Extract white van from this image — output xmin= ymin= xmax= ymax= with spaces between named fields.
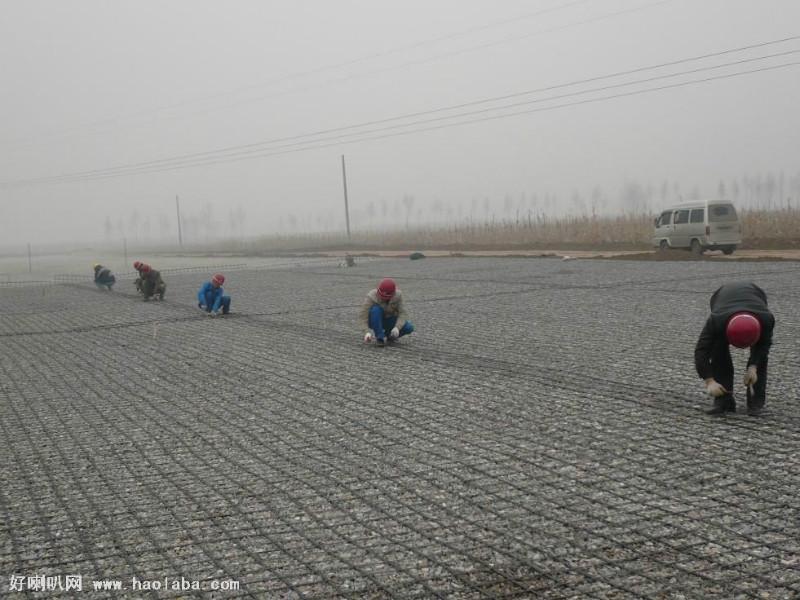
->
xmin=652 ymin=200 xmax=741 ymax=255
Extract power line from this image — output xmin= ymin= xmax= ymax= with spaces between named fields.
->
xmin=2 ymin=0 xmax=679 ymax=153
xmin=48 ymin=39 xmax=800 ymax=177
xmin=0 ymin=0 xmax=598 ymax=149
xmin=3 ymin=36 xmax=797 ymax=187
xmin=211 ymin=0 xmax=677 ymax=121
xmin=22 ymin=51 xmax=800 ymax=183
xmin=4 ymin=59 xmax=796 ymax=187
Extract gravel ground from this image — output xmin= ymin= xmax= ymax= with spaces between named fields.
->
xmin=1 ymin=257 xmax=799 ymax=599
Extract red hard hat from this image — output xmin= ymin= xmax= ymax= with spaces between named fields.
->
xmin=726 ymin=313 xmax=761 ymax=348
xmin=377 ymin=278 xmax=396 ymax=300
xmin=211 ymin=273 xmax=225 ymax=286
xmin=133 ymin=261 xmax=142 ymax=269
xmin=140 ymin=263 xmax=152 ymax=274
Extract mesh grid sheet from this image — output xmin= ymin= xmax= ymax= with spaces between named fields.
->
xmin=1 ymin=258 xmax=799 ymax=599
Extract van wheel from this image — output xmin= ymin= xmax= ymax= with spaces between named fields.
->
xmin=690 ymin=239 xmax=704 ymax=255
xmin=659 ymin=240 xmax=668 ymax=252
xmin=722 ymin=245 xmax=736 ymax=255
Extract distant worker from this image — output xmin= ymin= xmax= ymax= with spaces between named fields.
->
xmin=138 ymin=263 xmax=166 ymax=301
xmin=197 ymin=273 xmax=231 ymax=317
xmin=133 ymin=260 xmax=145 ymax=293
xmin=695 ymin=282 xmax=775 ymax=415
xmin=361 ymin=278 xmax=414 ymax=347
xmin=93 ymin=263 xmax=116 ymax=290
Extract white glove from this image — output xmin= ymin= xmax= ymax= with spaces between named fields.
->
xmin=705 ymin=379 xmax=728 ymax=398
xmin=390 ymin=326 xmax=400 ymax=339
xmin=743 ymin=365 xmax=758 ymax=386
xmin=198 ymin=303 xmax=207 ymax=311
xmin=208 ymin=310 xmax=219 ymax=318
xmin=363 ymin=331 xmax=374 ymax=343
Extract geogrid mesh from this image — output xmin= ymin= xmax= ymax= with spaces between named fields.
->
xmin=1 ymin=258 xmax=799 ymax=599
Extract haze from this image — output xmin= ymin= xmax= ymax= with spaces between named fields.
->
xmin=1 ymin=0 xmax=799 ymax=248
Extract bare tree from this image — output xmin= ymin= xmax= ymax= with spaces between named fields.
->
xmin=571 ymin=190 xmax=586 ymax=217
xmin=621 ymin=182 xmax=647 ymax=214
xmin=199 ymin=203 xmax=214 ymax=241
xmin=591 ymin=186 xmax=604 ymax=219
xmin=129 ymin=210 xmax=141 ymax=241
xmin=158 ymin=213 xmax=171 ymax=238
xmin=402 ymin=194 xmax=415 ymax=229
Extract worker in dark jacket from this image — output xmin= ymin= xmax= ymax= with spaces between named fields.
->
xmin=138 ymin=263 xmax=166 ymax=301
xmin=93 ymin=263 xmax=116 ymax=290
xmin=197 ymin=273 xmax=231 ymax=316
xmin=694 ymin=282 xmax=775 ymax=415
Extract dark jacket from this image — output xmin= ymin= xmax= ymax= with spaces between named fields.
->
xmin=93 ymin=265 xmax=115 ymax=285
xmin=694 ymin=282 xmax=775 ymax=379
xmin=141 ymin=269 xmax=165 ymax=296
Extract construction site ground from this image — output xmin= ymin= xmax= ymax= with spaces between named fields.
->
xmin=1 ymin=257 xmax=799 ymax=599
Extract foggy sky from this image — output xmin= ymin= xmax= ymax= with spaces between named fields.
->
xmin=1 ymin=0 xmax=799 ymax=247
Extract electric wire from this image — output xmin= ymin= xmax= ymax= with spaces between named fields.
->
xmin=13 ymin=34 xmax=797 ymax=185
xmin=3 ymin=55 xmax=797 ymax=187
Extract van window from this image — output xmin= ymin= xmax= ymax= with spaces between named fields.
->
xmin=690 ymin=209 xmax=704 ymax=223
xmin=709 ymin=204 xmax=738 ymax=222
xmin=674 ymin=210 xmax=690 ymax=224
xmin=658 ymin=211 xmax=672 ymax=226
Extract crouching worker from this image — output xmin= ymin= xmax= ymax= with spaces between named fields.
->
xmin=197 ymin=273 xmax=231 ymax=317
xmin=133 ymin=260 xmax=145 ymax=293
xmin=360 ymin=278 xmax=414 ymax=347
xmin=139 ymin=264 xmax=166 ymax=301
xmin=93 ymin=263 xmax=116 ymax=290
xmin=695 ymin=282 xmax=775 ymax=416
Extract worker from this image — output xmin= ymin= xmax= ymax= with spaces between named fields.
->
xmin=695 ymin=282 xmax=775 ymax=415
xmin=138 ymin=263 xmax=166 ymax=301
xmin=133 ymin=260 xmax=145 ymax=293
xmin=197 ymin=273 xmax=231 ymax=316
xmin=93 ymin=264 xmax=116 ymax=290
xmin=360 ymin=277 xmax=414 ymax=347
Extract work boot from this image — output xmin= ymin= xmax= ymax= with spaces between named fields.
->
xmin=747 ymin=399 xmax=765 ymax=416
xmin=375 ymin=338 xmax=386 ymax=348
xmin=706 ymin=395 xmax=736 ymax=415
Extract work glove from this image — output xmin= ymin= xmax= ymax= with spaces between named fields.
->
xmin=363 ymin=331 xmax=374 ymax=344
xmin=208 ymin=310 xmax=219 ymax=318
xmin=390 ymin=326 xmax=400 ymax=339
xmin=743 ymin=365 xmax=758 ymax=386
xmin=705 ymin=379 xmax=728 ymax=398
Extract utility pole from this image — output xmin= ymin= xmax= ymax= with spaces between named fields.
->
xmin=175 ymin=195 xmax=183 ymax=247
xmin=341 ymin=155 xmax=351 ymax=239
xmin=123 ymin=237 xmax=128 ymax=268
xmin=27 ymin=243 xmax=32 ymax=274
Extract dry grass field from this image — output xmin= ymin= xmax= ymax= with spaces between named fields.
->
xmin=231 ymin=208 xmax=800 ymax=253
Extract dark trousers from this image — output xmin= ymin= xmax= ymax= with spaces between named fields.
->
xmin=710 ymin=339 xmax=768 ymax=407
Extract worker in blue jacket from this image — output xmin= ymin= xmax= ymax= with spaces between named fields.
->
xmin=197 ymin=273 xmax=231 ymax=316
